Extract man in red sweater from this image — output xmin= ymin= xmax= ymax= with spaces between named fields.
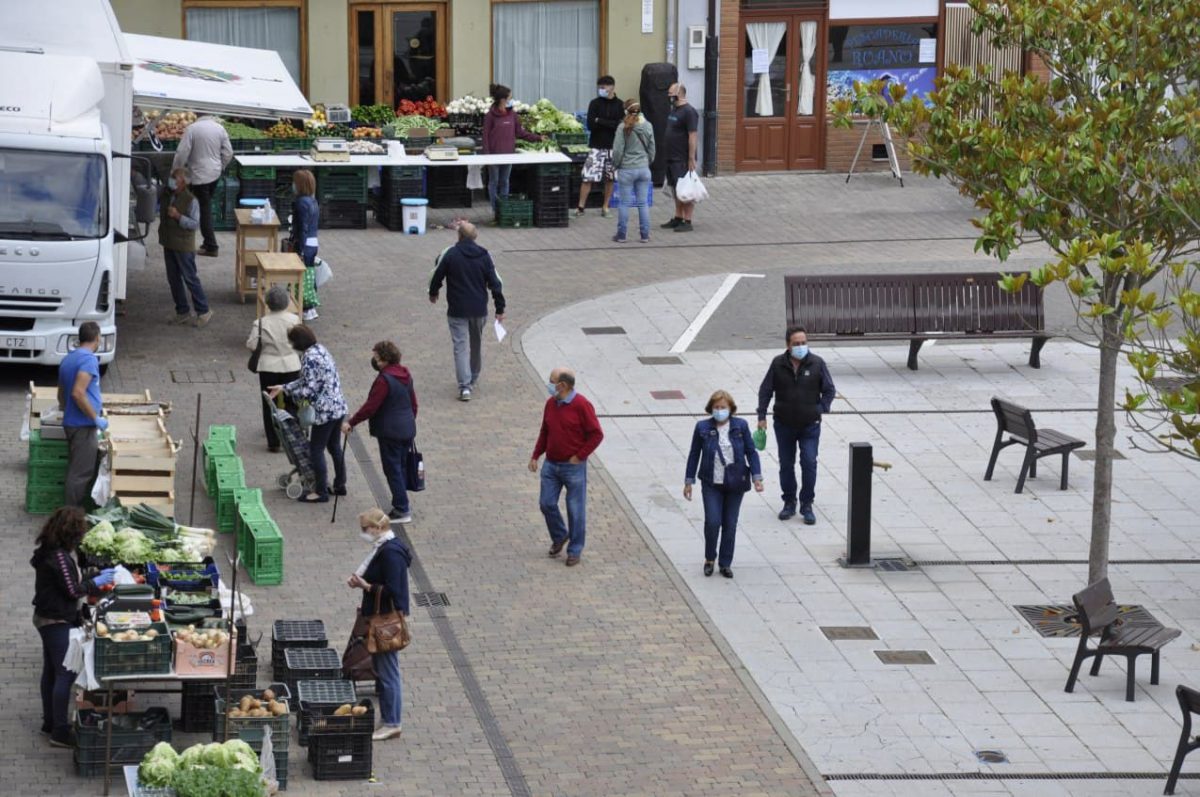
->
xmin=528 ymin=367 xmax=604 ymax=566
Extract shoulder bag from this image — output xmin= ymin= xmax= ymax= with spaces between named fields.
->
xmin=714 ymin=427 xmax=751 ymax=493
xmin=246 ymin=319 xmax=264 ymax=373
xmin=365 ymin=585 xmax=411 ymax=654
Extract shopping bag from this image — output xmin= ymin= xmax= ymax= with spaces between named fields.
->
xmin=314 ymin=257 xmax=333 ymax=288
xmin=297 ymin=401 xmax=316 ymax=429
xmin=90 ymin=445 xmax=112 ymax=506
xmin=675 ymin=170 xmax=708 ymax=204
xmin=752 ymin=427 xmax=767 ymax=452
xmin=342 ymin=610 xmax=377 ymax=681
xmin=466 ymin=165 xmax=484 ymax=190
xmin=405 ymin=445 xmax=426 ymax=492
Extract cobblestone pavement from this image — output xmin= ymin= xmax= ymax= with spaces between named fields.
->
xmin=0 ymin=172 xmax=1081 ymax=796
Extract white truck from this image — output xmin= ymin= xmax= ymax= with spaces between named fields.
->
xmin=0 ymin=0 xmax=310 ymax=366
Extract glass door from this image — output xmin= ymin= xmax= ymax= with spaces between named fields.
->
xmin=350 ymin=3 xmax=447 ymax=108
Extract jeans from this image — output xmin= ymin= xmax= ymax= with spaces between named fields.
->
xmin=258 ymin=371 xmax=299 ymax=449
xmin=378 ymin=437 xmax=411 ymax=514
xmin=447 ymin=316 xmax=485 ymax=390
xmin=64 ymin=425 xmax=99 ymax=507
xmin=308 ymin=417 xmax=346 ymax=497
xmin=38 ymin=622 xmax=76 ymax=740
xmin=372 ymin=649 xmax=403 ymax=726
xmin=616 ymin=167 xmax=652 ymax=240
xmin=540 ymin=460 xmax=588 ymax=557
xmin=701 ymin=483 xmax=745 ymax=567
xmin=487 ymin=164 xmax=512 ymax=212
xmin=191 ymin=180 xmax=218 ymax=251
xmin=164 ymin=248 xmax=210 ymax=315
xmin=775 ymin=419 xmax=822 ymax=507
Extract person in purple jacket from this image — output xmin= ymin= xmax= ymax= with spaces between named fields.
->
xmin=481 ymin=83 xmax=544 ymax=213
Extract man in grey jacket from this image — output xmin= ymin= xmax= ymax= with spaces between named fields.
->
xmin=172 ymin=116 xmax=233 ymax=257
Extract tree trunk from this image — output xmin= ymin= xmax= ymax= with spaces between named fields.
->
xmin=1088 ymin=313 xmax=1121 ymax=585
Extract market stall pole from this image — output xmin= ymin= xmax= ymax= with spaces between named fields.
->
xmin=254 ymin=252 xmax=305 ymax=317
xmin=234 ymin=208 xmax=281 ymax=304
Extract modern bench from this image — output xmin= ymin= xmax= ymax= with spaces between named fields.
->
xmin=984 ymin=397 xmax=1086 ymax=493
xmin=785 ymin=272 xmax=1048 ymax=370
xmin=1064 ymin=577 xmax=1180 ymax=702
xmin=1166 ymin=685 xmax=1200 ymax=795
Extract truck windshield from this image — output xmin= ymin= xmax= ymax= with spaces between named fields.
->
xmin=0 ymin=149 xmax=108 ymax=240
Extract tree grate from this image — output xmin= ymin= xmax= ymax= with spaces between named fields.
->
xmin=650 ymin=390 xmax=686 ymax=400
xmin=824 ymin=772 xmax=1199 ymax=781
xmin=1015 ymin=603 xmax=1161 ymax=638
xmin=875 ymin=557 xmax=915 ymax=572
xmin=638 ymin=355 xmax=684 ymax=365
xmin=414 ymin=592 xmax=450 ymax=607
xmin=171 ymin=369 xmax=235 ymax=384
xmin=581 ymin=326 xmax=626 ymax=335
xmin=875 ymin=650 xmax=935 ymax=665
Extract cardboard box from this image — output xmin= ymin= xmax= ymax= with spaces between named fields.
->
xmin=173 ymin=627 xmax=238 ymax=677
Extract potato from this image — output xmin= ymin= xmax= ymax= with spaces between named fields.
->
xmin=95 ymin=622 xmax=108 ymax=637
xmin=262 ymin=689 xmax=275 ymax=701
xmin=333 ymin=704 xmax=353 ymax=716
xmin=251 ymin=708 xmax=269 ymax=717
xmin=270 ymin=702 xmax=287 ymax=716
xmin=144 ymin=629 xmax=158 ymax=639
xmin=249 ymin=698 xmax=262 ymax=710
xmin=239 ymin=695 xmax=253 ymax=712
xmin=351 ymin=706 xmax=367 ymax=716
xmin=229 ymin=708 xmax=244 ymax=718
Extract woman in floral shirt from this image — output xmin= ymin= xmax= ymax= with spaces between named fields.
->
xmin=268 ymin=324 xmax=348 ymax=502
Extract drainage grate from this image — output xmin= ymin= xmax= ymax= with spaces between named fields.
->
xmin=974 ymin=750 xmax=1008 ymax=764
xmin=875 ymin=558 xmax=915 ymax=572
xmin=875 ymin=650 xmax=935 ymax=665
xmin=1015 ymin=604 xmax=1160 ymax=638
xmin=414 ymin=592 xmax=451 ymax=607
xmin=1074 ymin=449 xmax=1125 ymax=460
xmin=171 ymin=369 xmax=235 ymax=384
xmin=638 ymin=355 xmax=684 ymax=365
xmin=821 ymin=626 xmax=878 ymax=641
xmin=581 ymin=326 xmax=626 ymax=335
xmin=824 ymin=772 xmax=1200 ymax=781
xmin=650 ymin=390 xmax=686 ymax=400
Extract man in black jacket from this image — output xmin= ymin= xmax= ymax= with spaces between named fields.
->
xmin=756 ymin=327 xmax=837 ymax=524
xmin=576 ymin=75 xmax=624 ymax=216
xmin=429 ymin=222 xmax=506 ymax=402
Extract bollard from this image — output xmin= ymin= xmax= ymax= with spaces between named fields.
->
xmin=842 ymin=442 xmax=874 ymax=567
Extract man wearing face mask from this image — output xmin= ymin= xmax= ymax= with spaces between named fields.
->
xmin=159 ymin=167 xmax=213 ymax=327
xmin=576 ymin=76 xmax=623 ymax=216
xmin=662 ymin=83 xmax=700 ymax=232
xmin=756 ymin=327 xmax=837 ymax=524
xmin=528 ymin=368 xmax=604 ymax=567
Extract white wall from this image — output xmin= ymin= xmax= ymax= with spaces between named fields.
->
xmin=829 ymin=0 xmax=938 ymax=19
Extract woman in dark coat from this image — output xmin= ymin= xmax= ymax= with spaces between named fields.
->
xmin=684 ymin=390 xmax=764 ymax=578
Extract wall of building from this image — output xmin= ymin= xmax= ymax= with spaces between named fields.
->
xmin=307 ymin=1 xmax=347 ymax=104
xmin=111 ymin=0 xmax=181 ymax=37
xmin=606 ymin=0 xmax=668 ymax=102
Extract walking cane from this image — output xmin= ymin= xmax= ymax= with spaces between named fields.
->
xmin=331 ymin=428 xmax=350 ymax=524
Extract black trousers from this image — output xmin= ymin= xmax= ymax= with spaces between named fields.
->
xmin=191 ymin=180 xmax=218 ymax=251
xmin=258 ymin=370 xmax=299 ymax=449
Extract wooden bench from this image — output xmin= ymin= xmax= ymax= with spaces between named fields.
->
xmin=1064 ymin=578 xmax=1180 ymax=702
xmin=785 ymin=272 xmax=1049 ymax=370
xmin=1166 ymin=685 xmax=1200 ymax=795
xmin=984 ymin=397 xmax=1085 ymax=493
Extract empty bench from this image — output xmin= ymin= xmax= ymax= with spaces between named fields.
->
xmin=1064 ymin=578 xmax=1180 ymax=702
xmin=1166 ymin=685 xmax=1200 ymax=795
xmin=984 ymin=397 xmax=1085 ymax=493
xmin=785 ymin=272 xmax=1049 ymax=370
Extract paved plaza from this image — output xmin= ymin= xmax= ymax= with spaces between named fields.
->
xmin=0 ymin=172 xmax=1196 ymax=795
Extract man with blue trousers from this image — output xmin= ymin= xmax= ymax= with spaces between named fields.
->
xmin=756 ymin=326 xmax=837 ymax=525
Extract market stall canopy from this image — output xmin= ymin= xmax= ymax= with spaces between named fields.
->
xmin=126 ymin=34 xmax=312 ymax=121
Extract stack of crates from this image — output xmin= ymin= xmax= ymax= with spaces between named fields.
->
xmin=306 ymin=699 xmax=374 ymax=781
xmin=213 ymin=458 xmax=246 ymax=534
xmin=238 ymin=725 xmax=291 ymax=790
xmin=296 ymin=679 xmax=356 ymax=746
xmin=238 ymin=164 xmax=277 ymax=211
xmin=245 ymin=517 xmax=283 ymax=585
xmin=496 ymin=194 xmax=534 ymax=228
xmin=180 ymin=622 xmax=258 ymax=733
xmin=272 ymin=621 xmax=327 ymax=684
xmin=213 ymin=682 xmax=292 ymax=788
xmin=279 ymin=647 xmax=341 ymax=698
xmin=317 ymin=168 xmax=368 ymax=229
xmin=27 ymin=429 xmax=68 ymax=514
xmin=274 ymin=168 xmax=296 ymax=231
xmin=202 ymin=438 xmax=236 ymax=499
xmin=211 ymin=173 xmax=241 ymax=231
xmin=233 ymin=487 xmax=268 ymax=558
xmin=428 ymin=165 xmax=471 ymax=208
xmin=533 ymin=163 xmax=572 ymax=228
xmin=376 ymin=166 xmax=426 ymax=230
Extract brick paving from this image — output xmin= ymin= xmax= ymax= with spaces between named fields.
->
xmin=0 ymin=172 xmax=993 ymax=795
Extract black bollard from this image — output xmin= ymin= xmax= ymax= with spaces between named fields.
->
xmin=843 ymin=442 xmax=874 ymax=567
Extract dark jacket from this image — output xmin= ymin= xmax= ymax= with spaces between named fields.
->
xmin=158 ymin=186 xmax=199 ymax=252
xmin=289 ymin=195 xmax=320 ymax=251
xmin=685 ymin=417 xmax=763 ymax=486
xmin=31 ymin=546 xmax=97 ymax=624
xmin=586 ymin=95 xmax=625 ymax=150
xmin=482 ymin=107 xmax=540 ymax=154
xmin=361 ymin=538 xmax=412 ymax=616
xmin=347 ymin=364 xmax=417 ymax=441
xmin=428 ymin=240 xmax=506 ymax=318
xmin=756 ymin=351 xmax=837 ymax=429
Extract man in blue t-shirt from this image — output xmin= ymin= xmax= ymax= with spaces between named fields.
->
xmin=57 ymin=322 xmax=107 ymax=506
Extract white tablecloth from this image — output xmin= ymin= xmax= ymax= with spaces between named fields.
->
xmin=235 ymin=151 xmax=570 ymax=168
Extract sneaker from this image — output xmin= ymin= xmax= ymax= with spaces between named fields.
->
xmin=673 ymin=220 xmax=693 ymax=233
xmin=660 ymin=217 xmax=682 ymax=229
xmin=565 ymin=555 xmax=581 ymax=567
xmin=800 ymin=504 xmax=816 ymax=525
xmin=388 ymin=509 xmax=412 ymax=524
xmin=601 ymin=208 xmax=610 ymax=218
xmin=198 ymin=247 xmax=219 ymax=258
xmin=168 ymin=313 xmax=191 ymax=325
xmin=575 ymin=207 xmax=585 ymax=217
xmin=48 ymin=731 xmax=74 ymax=749
xmin=372 ymin=725 xmax=402 ymax=741
xmin=458 ymin=388 xmax=471 ymax=402
xmin=639 ymin=235 xmax=650 ymax=243
xmin=778 ymin=502 xmax=796 ymax=521
xmin=612 ymin=234 xmax=627 ymax=244
xmin=303 ymin=308 xmax=319 ymax=321
xmin=194 ymin=310 xmax=213 ymax=328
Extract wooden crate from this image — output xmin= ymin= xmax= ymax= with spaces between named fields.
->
xmin=27 ymin=383 xmax=160 ymax=432
xmin=107 ymin=414 xmax=179 ymax=517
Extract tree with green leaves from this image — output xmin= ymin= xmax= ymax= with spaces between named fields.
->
xmin=833 ymin=0 xmax=1200 ymax=584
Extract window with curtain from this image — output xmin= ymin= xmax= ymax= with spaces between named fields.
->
xmin=493 ymin=1 xmax=599 ymax=113
xmin=826 ymin=21 xmax=938 ymax=109
xmin=186 ymin=6 xmax=302 ymax=87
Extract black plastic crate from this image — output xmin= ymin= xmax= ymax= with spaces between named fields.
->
xmin=532 ymin=173 xmax=570 ymax=193
xmin=320 ymin=200 xmax=367 ymax=229
xmin=212 ymin=683 xmax=291 ymax=741
xmin=238 ymin=178 xmax=276 ymax=200
xmin=428 ymin=189 xmax=472 ymax=209
xmin=427 ymin=165 xmax=467 ymax=189
xmin=272 ymin=620 xmax=327 ymax=668
xmin=534 ymin=208 xmax=571 ymax=228
xmin=383 ymin=165 xmax=426 ymax=181
xmin=307 ymin=730 xmax=372 ymax=781
xmin=180 ymin=680 xmax=216 ymax=733
xmin=570 ymin=174 xmax=606 ymax=208
xmin=281 ymin=647 xmax=341 ymax=694
xmin=74 ymin=708 xmax=172 ymax=775
xmin=296 ymin=679 xmax=357 ymax=746
xmin=304 ymin=698 xmax=375 ymax=737
xmin=380 ymin=176 xmax=426 ymax=200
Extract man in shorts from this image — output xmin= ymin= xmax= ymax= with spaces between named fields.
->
xmin=661 ymin=83 xmax=700 ymax=233
xmin=577 ymin=76 xmax=624 ymax=217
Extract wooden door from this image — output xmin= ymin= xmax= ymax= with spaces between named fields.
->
xmin=350 ymin=3 xmax=448 ymax=107
xmin=736 ymin=14 xmax=826 ymax=171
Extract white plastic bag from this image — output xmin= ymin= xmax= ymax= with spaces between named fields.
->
xmin=466 ymin=165 xmax=484 ymax=190
xmin=112 ymin=565 xmax=137 ymax=586
xmin=260 ymin=725 xmax=278 ymax=792
xmin=314 ymin=257 xmax=333 ymax=288
xmin=675 ymin=170 xmax=709 ymax=204
xmin=90 ymin=447 xmax=112 ymax=506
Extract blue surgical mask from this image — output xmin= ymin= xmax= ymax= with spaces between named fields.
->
xmin=547 ymin=382 xmax=557 ymax=396
xmin=598 ymin=88 xmax=608 ymax=98
xmin=167 ymin=177 xmax=178 ymax=191
xmin=506 ymin=100 xmax=514 ymax=109
xmin=791 ymin=345 xmax=809 ymax=360
xmin=712 ymin=409 xmax=730 ymax=423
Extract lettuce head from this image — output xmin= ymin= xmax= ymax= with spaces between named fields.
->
xmin=138 ymin=742 xmax=179 ymax=786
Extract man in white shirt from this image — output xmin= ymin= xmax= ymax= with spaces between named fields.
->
xmin=172 ymin=116 xmax=233 ymax=257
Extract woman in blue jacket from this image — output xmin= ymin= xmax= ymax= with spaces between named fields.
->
xmin=684 ymin=390 xmax=763 ymax=578
xmin=288 ymin=169 xmax=321 ymax=320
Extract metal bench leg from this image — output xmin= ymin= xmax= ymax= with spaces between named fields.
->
xmin=1165 ymin=741 xmax=1186 ymax=795
xmin=1029 ymin=456 xmax=1038 ymax=479
xmin=1064 ymin=641 xmax=1089 ymax=693
xmin=1089 ymin=652 xmax=1104 ymax=676
xmin=1151 ymin=650 xmax=1160 ymax=685
xmin=1125 ymin=655 xmax=1137 ymax=702
xmin=1015 ymin=448 xmax=1036 ymax=493
xmin=1060 ymin=451 xmax=1071 ymax=490
xmin=1030 ymin=336 xmax=1048 ymax=369
xmin=907 ymin=338 xmax=926 ymax=371
xmin=984 ymin=430 xmax=1005 ymax=481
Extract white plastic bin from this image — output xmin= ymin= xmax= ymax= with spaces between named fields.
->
xmin=401 ymin=197 xmax=429 ymax=235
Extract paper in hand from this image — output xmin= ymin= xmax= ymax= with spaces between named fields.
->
xmin=494 ymin=319 xmax=508 ymax=342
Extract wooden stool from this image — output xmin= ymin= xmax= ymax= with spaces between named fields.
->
xmin=235 ymin=208 xmax=280 ymax=304
xmin=255 ymin=252 xmax=305 ymax=317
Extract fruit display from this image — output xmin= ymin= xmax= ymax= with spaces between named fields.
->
xmin=95 ymin=623 xmax=160 ymax=641
xmin=174 ymin=625 xmax=230 ymax=649
xmin=351 ymin=103 xmax=397 ymax=126
xmin=348 ymin=140 xmax=385 ymax=154
xmin=390 ymin=115 xmax=441 ymax=138
xmin=154 ymin=111 xmax=198 ymax=140
xmin=351 ymin=126 xmax=383 ymax=138
xmin=398 ymin=96 xmax=447 ymax=118
xmin=265 ymin=120 xmax=305 ymax=139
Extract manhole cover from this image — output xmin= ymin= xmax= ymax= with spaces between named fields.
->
xmin=1074 ymin=449 xmax=1125 ymax=461
xmin=171 ymin=370 xmax=235 ymax=384
xmin=821 ymin=626 xmax=878 ymax=641
xmin=650 ymin=390 xmax=686 ymax=400
xmin=974 ymin=750 xmax=1008 ymax=764
xmin=581 ymin=326 xmax=626 ymax=335
xmin=414 ymin=592 xmax=450 ymax=607
xmin=875 ymin=650 xmax=935 ymax=665
xmin=638 ymin=355 xmax=683 ymax=365
xmin=1015 ymin=604 xmax=1158 ymax=638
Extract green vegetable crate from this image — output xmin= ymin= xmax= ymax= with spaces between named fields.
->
xmin=245 ymin=519 xmax=284 ymax=585
xmin=27 ymin=430 xmax=68 ymax=513
xmin=214 ymin=462 xmax=246 ymax=534
xmin=316 ymin=168 xmax=368 ymax=202
xmin=206 ymin=424 xmax=237 ymax=448
xmin=73 ymin=707 xmax=172 ymax=777
xmin=554 ymin=131 xmax=587 ymax=146
xmin=496 ymin=195 xmax=534 ymax=228
xmin=236 ymin=504 xmax=271 ymax=560
xmin=237 ymin=164 xmax=276 ymax=181
xmin=94 ymin=622 xmax=172 ymax=678
xmin=202 ymin=439 xmax=236 ymax=497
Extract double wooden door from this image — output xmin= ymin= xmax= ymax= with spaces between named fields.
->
xmin=350 ymin=3 xmax=448 ymax=106
xmin=736 ymin=14 xmax=826 ymax=171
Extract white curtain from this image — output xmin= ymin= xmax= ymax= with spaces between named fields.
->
xmin=746 ymin=22 xmax=786 ymax=117
xmin=186 ymin=7 xmax=302 ymax=87
xmin=493 ymin=1 xmax=598 ymax=112
xmin=797 ymin=20 xmax=817 ymax=116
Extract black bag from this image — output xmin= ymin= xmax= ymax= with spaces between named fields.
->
xmin=342 ymin=609 xmax=377 ymax=681
xmin=405 ymin=445 xmax=425 ymax=492
xmin=714 ymin=429 xmax=751 ymax=493
xmin=246 ymin=319 xmax=264 ymax=373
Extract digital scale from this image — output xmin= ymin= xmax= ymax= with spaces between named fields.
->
xmin=424 ymin=145 xmax=459 ymax=161
xmin=311 ymin=138 xmax=350 ymax=162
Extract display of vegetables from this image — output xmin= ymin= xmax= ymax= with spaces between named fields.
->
xmin=352 ymin=126 xmax=382 ymax=138
xmin=391 ymin=115 xmax=441 ymax=138
xmin=447 ymin=94 xmax=529 ymax=115
xmin=521 ymin=98 xmax=584 ymax=135
xmin=228 ymin=688 xmax=288 ymax=719
xmin=220 ymin=121 xmax=268 ymax=140
xmin=351 ymin=103 xmax=397 ymax=126
xmin=397 ymin=97 xmax=447 ymax=118
xmin=81 ymin=502 xmax=215 ymax=564
xmin=154 ymin=111 xmax=199 ymax=140
xmin=139 ymin=739 xmax=263 ymax=796
xmin=97 ymin=625 xmax=160 ymax=642
xmin=175 ymin=624 xmax=230 ymax=650
xmin=517 ymin=139 xmax=559 ymax=153
xmin=333 ymin=703 xmax=369 ymax=717
xmin=265 ymin=120 xmax=304 ymax=139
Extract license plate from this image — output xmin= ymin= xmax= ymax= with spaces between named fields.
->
xmin=5 ymin=336 xmax=30 ymax=349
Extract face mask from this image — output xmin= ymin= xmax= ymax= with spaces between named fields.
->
xmin=370 ymin=357 xmax=381 ymax=372
xmin=668 ymin=95 xmax=678 ymax=106
xmin=791 ymin=345 xmax=809 ymax=360
xmin=360 ymin=531 xmax=377 ymax=544
xmin=167 ymin=177 xmax=178 ymax=191
xmin=547 ymin=382 xmax=558 ymax=397
xmin=598 ymin=88 xmax=608 ymax=98
xmin=712 ymin=408 xmax=730 ymax=423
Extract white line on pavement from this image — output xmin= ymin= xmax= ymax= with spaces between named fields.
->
xmin=669 ymin=272 xmax=765 ymax=354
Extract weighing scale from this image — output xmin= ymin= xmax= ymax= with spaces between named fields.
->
xmin=311 ymin=138 xmax=350 ymax=162
xmin=425 ymin=145 xmax=460 ymax=161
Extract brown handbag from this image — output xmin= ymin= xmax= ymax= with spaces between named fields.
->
xmin=365 ymin=586 xmax=411 ymax=654
xmin=341 ymin=609 xmax=376 ymax=681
